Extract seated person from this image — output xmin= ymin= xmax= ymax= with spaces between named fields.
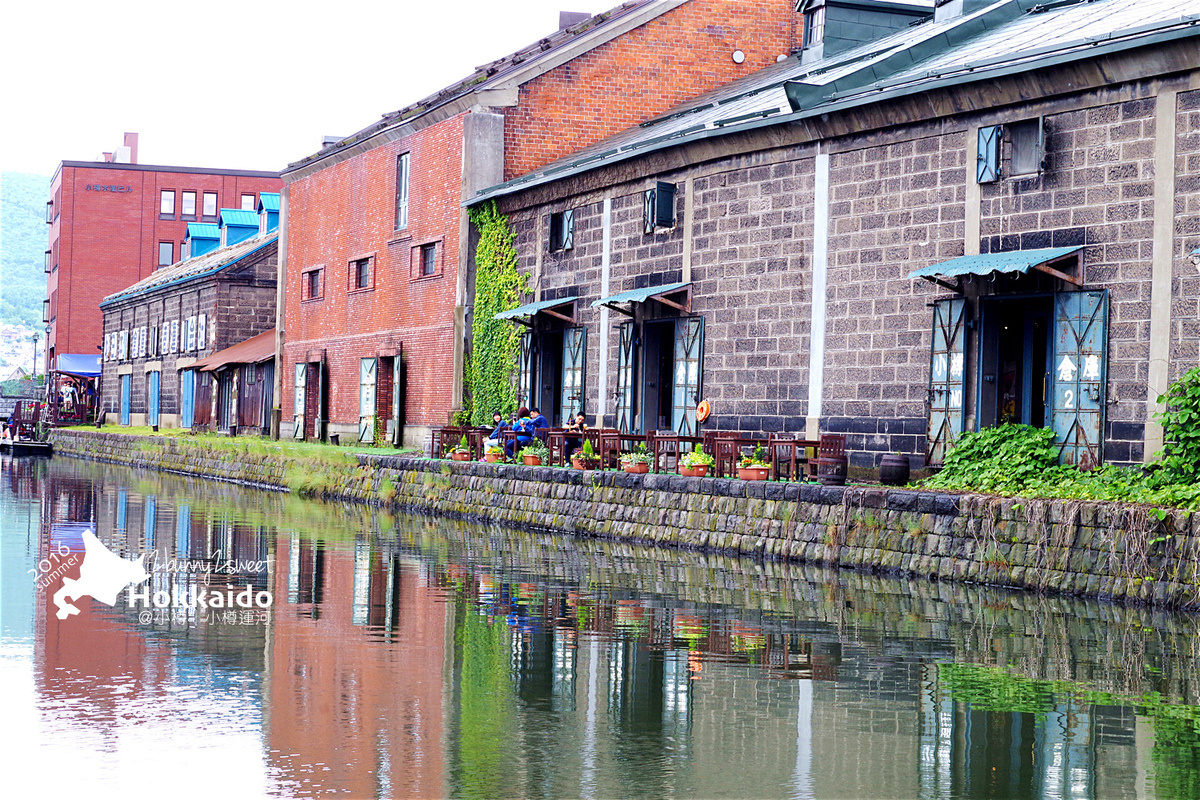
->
xmin=564 ymin=411 xmax=587 ymax=457
xmin=529 ymin=407 xmax=549 ymax=438
xmin=483 ymin=411 xmax=509 ymax=450
xmin=506 ymin=407 xmax=535 ymax=457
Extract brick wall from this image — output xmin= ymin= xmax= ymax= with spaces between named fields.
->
xmin=504 ymin=0 xmax=801 ymax=179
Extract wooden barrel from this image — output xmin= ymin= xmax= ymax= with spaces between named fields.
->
xmin=815 ymin=455 xmax=848 ymax=486
xmin=878 ymin=453 xmax=911 ymax=486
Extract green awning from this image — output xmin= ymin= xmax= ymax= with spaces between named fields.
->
xmin=908 ymin=247 xmax=1082 ymax=288
xmin=494 ymin=296 xmax=578 ymax=322
xmin=591 ymin=282 xmax=691 ymax=314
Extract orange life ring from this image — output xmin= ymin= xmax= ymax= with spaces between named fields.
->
xmin=696 ymin=399 xmax=712 ymax=423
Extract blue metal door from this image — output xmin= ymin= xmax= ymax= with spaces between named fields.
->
xmin=148 ymin=371 xmax=160 ymax=427
xmin=180 ymin=370 xmax=195 ymax=428
xmin=926 ymin=298 xmax=967 ymax=466
xmin=120 ymin=374 xmax=131 ymax=426
xmin=1051 ymin=290 xmax=1107 ymax=468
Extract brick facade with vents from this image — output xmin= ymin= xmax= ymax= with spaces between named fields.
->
xmin=47 ymin=161 xmax=280 ymax=373
xmin=494 ymin=66 xmax=1200 ymax=470
xmin=280 ymin=0 xmax=804 ymax=447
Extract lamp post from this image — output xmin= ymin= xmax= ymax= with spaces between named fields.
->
xmin=30 ymin=332 xmax=39 ymax=379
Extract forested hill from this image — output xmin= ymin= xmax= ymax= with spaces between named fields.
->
xmin=1 ymin=171 xmax=51 ymax=331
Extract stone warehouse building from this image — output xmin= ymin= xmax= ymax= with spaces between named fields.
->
xmin=473 ymin=0 xmax=1200 ymax=469
xmin=278 ymin=0 xmax=850 ymax=447
xmin=98 ymin=203 xmax=279 ymax=428
xmin=46 ymin=133 xmax=280 ymax=376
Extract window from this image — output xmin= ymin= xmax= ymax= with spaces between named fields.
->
xmin=185 ymin=316 xmax=196 ymax=351
xmin=160 ymin=190 xmax=175 ymax=217
xmin=395 ymin=152 xmax=410 ymax=230
xmin=118 ymin=329 xmax=129 ymax=360
xmin=170 ymin=319 xmax=180 ymax=353
xmin=245 ymin=362 xmax=257 ymax=384
xmin=44 ymin=250 xmax=52 ymax=274
xmin=158 ymin=242 xmax=174 ymax=267
xmin=45 ymin=200 xmax=54 ymax=223
xmin=304 ymin=268 xmax=323 ymax=300
xmin=351 ymin=257 xmax=372 ymax=290
xmin=549 ymin=209 xmax=575 ymax=252
xmin=803 ymin=6 xmax=825 ymax=48
xmin=241 ymin=193 xmax=255 ymax=211
xmin=202 ymin=192 xmax=218 ymax=218
xmin=643 ymin=181 xmax=677 ymax=234
xmin=181 ymin=191 xmax=197 ymax=218
xmin=420 ymin=243 xmax=437 ymax=276
xmin=1009 ymin=118 xmax=1045 ymax=176
xmin=196 ymin=313 xmax=207 ymax=350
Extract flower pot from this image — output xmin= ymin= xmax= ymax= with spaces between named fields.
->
xmin=522 ymin=454 xmax=543 ymax=466
xmin=573 ymin=457 xmax=599 ymax=470
xmin=737 ymin=465 xmax=770 ymax=481
xmin=879 ymin=453 xmax=910 ymax=486
xmin=816 ymin=455 xmax=848 ymax=486
xmin=623 ymin=462 xmax=650 ymax=474
xmin=451 ymin=451 xmax=471 ymax=462
xmin=484 ymin=453 xmax=503 ymax=463
xmin=679 ymin=464 xmax=709 ymax=478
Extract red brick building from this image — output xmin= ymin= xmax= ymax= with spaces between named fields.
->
xmin=46 ymin=133 xmax=280 ymax=374
xmin=279 ymin=0 xmax=804 ymax=447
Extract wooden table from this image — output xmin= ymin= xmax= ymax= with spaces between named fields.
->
xmin=648 ymin=432 xmax=703 ymax=473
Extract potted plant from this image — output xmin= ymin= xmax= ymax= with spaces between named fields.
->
xmin=737 ymin=445 xmax=771 ymax=481
xmin=522 ymin=439 xmax=550 ymax=467
xmin=679 ymin=444 xmax=714 ymax=477
xmin=571 ymin=438 xmax=601 ymax=470
xmin=450 ymin=434 xmax=472 ymax=461
xmin=620 ymin=444 xmax=652 ymax=474
xmin=484 ymin=444 xmax=505 ymax=463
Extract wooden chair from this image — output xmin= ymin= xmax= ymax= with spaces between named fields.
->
xmin=812 ymin=434 xmax=846 ymax=479
xmin=436 ymin=425 xmax=467 ymax=458
xmin=768 ymin=434 xmax=806 ymax=482
xmin=712 ymin=435 xmax=742 ymax=478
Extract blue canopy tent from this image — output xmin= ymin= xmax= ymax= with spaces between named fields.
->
xmin=52 ymin=353 xmax=102 ymax=425
xmin=55 ymin=354 xmax=101 ymax=378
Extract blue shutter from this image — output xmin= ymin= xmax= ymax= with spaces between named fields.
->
xmin=120 ymin=374 xmax=131 ymax=426
xmin=672 ymin=317 xmax=704 ymax=434
xmin=148 ymin=371 xmax=160 ymax=427
xmin=616 ymin=321 xmax=636 ymax=433
xmin=1052 ymin=291 xmax=1107 ymax=468
xmin=977 ymin=125 xmax=1001 ymax=183
xmin=560 ymin=327 xmax=585 ymax=425
xmin=926 ymin=298 xmax=967 ymax=466
xmin=655 ymin=182 xmax=677 ymax=228
xmin=180 ymin=370 xmax=195 ymax=428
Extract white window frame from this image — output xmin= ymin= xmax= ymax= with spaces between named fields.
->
xmin=396 ymin=152 xmax=410 ymax=230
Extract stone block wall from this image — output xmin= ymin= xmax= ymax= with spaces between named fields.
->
xmin=52 ymin=429 xmax=1200 ymax=611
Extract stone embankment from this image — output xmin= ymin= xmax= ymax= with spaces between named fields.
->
xmin=52 ymin=428 xmax=1200 ymax=610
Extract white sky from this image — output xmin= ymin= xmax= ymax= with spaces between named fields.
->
xmin=0 ymin=0 xmax=603 ymax=176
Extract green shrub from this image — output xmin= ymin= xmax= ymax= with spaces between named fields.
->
xmin=1156 ymin=366 xmax=1200 ymax=484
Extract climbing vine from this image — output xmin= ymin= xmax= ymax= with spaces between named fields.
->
xmin=465 ymin=201 xmax=528 ymax=425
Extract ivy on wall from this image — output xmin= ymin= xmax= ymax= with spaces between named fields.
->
xmin=464 ymin=201 xmax=527 ymax=425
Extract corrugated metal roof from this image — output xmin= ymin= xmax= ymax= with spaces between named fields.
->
xmin=592 ymin=282 xmax=690 ymax=307
xmin=219 ymin=208 xmax=259 ymax=228
xmin=257 ymin=192 xmax=280 ymax=212
xmin=495 ymin=296 xmax=579 ymax=320
xmin=473 ymin=0 xmax=1200 ymax=205
xmin=907 ymin=247 xmax=1082 ymax=279
xmin=186 ymin=223 xmax=220 ymax=240
xmin=101 ymin=235 xmax=276 ymax=306
xmin=191 ymin=329 xmax=276 ymax=372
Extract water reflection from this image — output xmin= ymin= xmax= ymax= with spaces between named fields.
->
xmin=5 ymin=455 xmax=1200 ymax=798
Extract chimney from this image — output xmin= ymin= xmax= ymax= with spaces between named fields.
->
xmin=559 ymin=11 xmax=589 ymax=30
xmin=321 ymin=136 xmax=343 ymax=150
xmin=102 ymin=152 xmax=113 ymax=162
xmin=124 ymin=132 xmax=139 ymax=165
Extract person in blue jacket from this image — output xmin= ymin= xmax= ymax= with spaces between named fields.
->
xmin=529 ymin=406 xmax=549 ymax=433
xmin=507 ymin=407 xmax=534 ymax=457
xmin=484 ymin=411 xmax=509 ymax=450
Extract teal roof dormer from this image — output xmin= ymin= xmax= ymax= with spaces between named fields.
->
xmin=186 ymin=223 xmax=221 ymax=258
xmin=218 ymin=208 xmax=259 ymax=246
xmin=256 ymin=192 xmax=280 ymax=233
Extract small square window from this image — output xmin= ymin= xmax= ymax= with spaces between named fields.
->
xmin=1009 ymin=118 xmax=1045 ymax=176
xmin=351 ymin=257 xmax=372 ymax=290
xmin=181 ymin=191 xmax=197 ymax=217
xmin=245 ymin=362 xmax=257 ymax=384
xmin=304 ymin=269 xmax=323 ymax=300
xmin=202 ymin=192 xmax=218 ymax=217
xmin=241 ymin=194 xmax=256 ymax=211
xmin=158 ymin=242 xmax=174 ymax=267
xmin=643 ymin=181 xmax=676 ymax=234
xmin=803 ymin=6 xmax=825 ymax=49
xmin=421 ymin=243 xmax=437 ymax=276
xmin=160 ymin=190 xmax=175 ymax=217
xmin=549 ymin=209 xmax=575 ymax=252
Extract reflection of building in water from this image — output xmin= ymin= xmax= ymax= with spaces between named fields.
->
xmin=268 ymin=535 xmax=448 ymax=798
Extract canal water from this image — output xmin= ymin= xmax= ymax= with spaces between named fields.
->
xmin=4 ymin=457 xmax=1200 ymax=799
